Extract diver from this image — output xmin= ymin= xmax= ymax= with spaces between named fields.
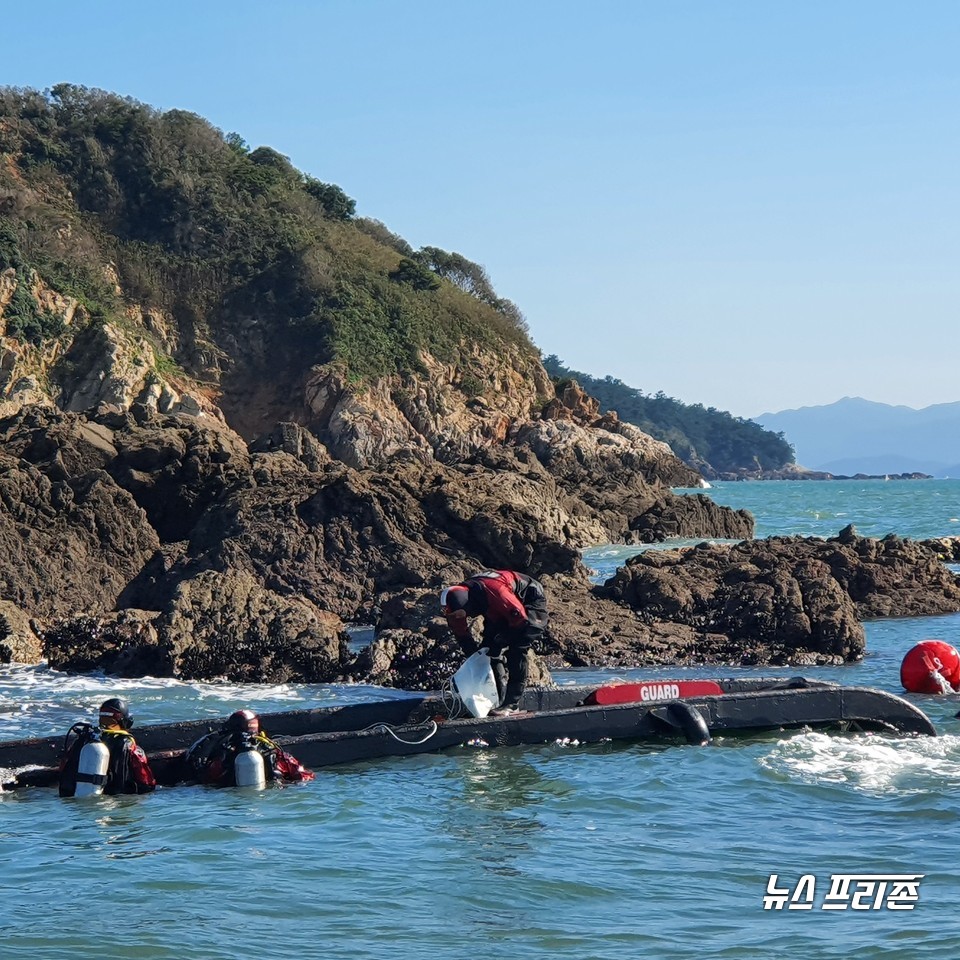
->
xmin=184 ymin=709 xmax=315 ymax=787
xmin=58 ymin=697 xmax=156 ymax=797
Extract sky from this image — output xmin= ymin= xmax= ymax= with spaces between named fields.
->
xmin=3 ymin=0 xmax=959 ymax=418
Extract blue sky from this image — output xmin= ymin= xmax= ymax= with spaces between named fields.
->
xmin=4 ymin=1 xmax=958 ymax=417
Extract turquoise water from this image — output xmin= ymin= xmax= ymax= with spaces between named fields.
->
xmin=700 ymin=477 xmax=960 ymax=542
xmin=3 ymin=479 xmax=960 ymax=959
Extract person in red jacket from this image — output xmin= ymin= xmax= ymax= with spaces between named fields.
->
xmin=185 ymin=709 xmax=315 ymax=787
xmin=441 ymin=570 xmax=549 ymax=715
xmin=58 ymin=697 xmax=156 ymax=797
xmin=98 ymin=698 xmax=156 ymax=795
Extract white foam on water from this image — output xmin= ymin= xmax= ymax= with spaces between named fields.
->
xmin=0 ymin=662 xmax=406 ymax=705
xmin=0 ymin=662 xmax=413 ymax=741
xmin=0 ymin=661 xmax=187 ymax=694
xmin=760 ymin=730 xmax=960 ymax=795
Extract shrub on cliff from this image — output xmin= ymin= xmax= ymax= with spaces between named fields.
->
xmin=0 ymin=83 xmax=535 ymax=383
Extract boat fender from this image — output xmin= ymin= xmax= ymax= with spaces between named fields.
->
xmin=234 ymin=747 xmax=267 ymax=788
xmin=651 ymin=701 xmax=712 ymax=745
xmin=900 ymin=640 xmax=960 ymax=694
xmin=74 ymin=737 xmax=110 ymax=797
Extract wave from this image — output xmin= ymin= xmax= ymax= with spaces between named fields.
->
xmin=759 ymin=730 xmax=960 ymax=796
xmin=0 ymin=662 xmax=413 ymax=739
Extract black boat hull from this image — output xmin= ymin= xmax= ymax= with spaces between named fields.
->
xmin=0 ymin=678 xmax=937 ymax=790
xmin=276 ymin=682 xmax=938 ymax=770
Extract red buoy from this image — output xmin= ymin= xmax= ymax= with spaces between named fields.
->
xmin=900 ymin=640 xmax=960 ymax=694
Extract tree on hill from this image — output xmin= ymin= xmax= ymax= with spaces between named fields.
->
xmin=542 ymin=356 xmax=795 ymax=476
xmin=0 ymin=84 xmax=535 ymax=383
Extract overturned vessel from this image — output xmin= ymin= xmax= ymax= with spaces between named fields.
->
xmin=0 ymin=676 xmax=937 ymax=791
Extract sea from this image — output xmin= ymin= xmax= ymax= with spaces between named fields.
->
xmin=2 ymin=478 xmax=960 ymax=960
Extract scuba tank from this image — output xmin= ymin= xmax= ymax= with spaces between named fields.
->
xmin=234 ymin=738 xmax=266 ymax=788
xmin=74 ymin=732 xmax=111 ymax=797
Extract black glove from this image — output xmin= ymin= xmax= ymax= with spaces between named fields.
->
xmin=485 ymin=633 xmax=509 ymax=657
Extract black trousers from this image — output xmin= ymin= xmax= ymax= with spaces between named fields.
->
xmin=486 ymin=599 xmax=548 ymax=707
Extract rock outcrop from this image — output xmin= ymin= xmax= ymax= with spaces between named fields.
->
xmin=3 ymin=385 xmax=958 ymax=683
xmin=41 ymin=588 xmax=347 ymax=684
xmin=0 ymin=398 xmax=750 ymax=678
xmin=0 ymin=452 xmax=159 ymax=618
xmin=599 ymin=525 xmax=960 ymax=664
xmin=0 ymin=600 xmax=41 ymax=664
xmin=922 ymin=536 xmax=960 ymax=564
xmin=354 ymin=526 xmax=960 ymax=681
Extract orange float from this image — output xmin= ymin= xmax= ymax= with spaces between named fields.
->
xmin=900 ymin=639 xmax=960 ymax=694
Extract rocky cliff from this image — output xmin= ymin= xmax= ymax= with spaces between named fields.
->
xmin=0 ymin=265 xmax=754 ymax=680
xmin=5 ymin=379 xmax=958 ymax=686
xmin=0 ymin=373 xmax=753 ymax=680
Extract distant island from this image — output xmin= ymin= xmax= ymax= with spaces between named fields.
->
xmin=724 ymin=469 xmax=932 ymax=482
xmin=754 ymin=397 xmax=960 ymax=478
xmin=538 ymin=359 xmax=935 ymax=482
xmin=537 ymin=363 xmax=957 ymax=482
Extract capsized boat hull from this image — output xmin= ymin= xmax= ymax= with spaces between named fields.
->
xmin=268 ymin=679 xmax=938 ymax=771
xmin=0 ymin=677 xmax=936 ymax=790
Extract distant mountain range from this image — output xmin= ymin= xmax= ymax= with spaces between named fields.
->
xmin=753 ymin=397 xmax=960 ymax=477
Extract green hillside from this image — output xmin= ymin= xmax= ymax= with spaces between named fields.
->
xmin=0 ymin=84 xmax=534 ymax=384
xmin=2 ymin=84 xmax=796 ymax=479
xmin=542 ymin=355 xmax=795 ymax=476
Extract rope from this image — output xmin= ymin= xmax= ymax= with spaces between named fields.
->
xmin=438 ymin=676 xmax=467 ymax=720
xmin=929 ymin=670 xmax=955 ymax=695
xmin=922 ymin=653 xmax=956 ymax=693
xmin=347 ymin=678 xmax=466 ymax=746
xmin=359 ymin=720 xmax=440 ymax=745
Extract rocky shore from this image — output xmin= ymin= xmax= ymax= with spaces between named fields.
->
xmin=1 ymin=268 xmax=958 ymax=690
xmin=1 ymin=318 xmax=958 ymax=689
xmin=0 ymin=384 xmax=757 ymax=684
xmin=2 ymin=388 xmax=959 ymax=688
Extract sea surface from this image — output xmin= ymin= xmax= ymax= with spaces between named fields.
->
xmin=2 ymin=478 xmax=960 ymax=960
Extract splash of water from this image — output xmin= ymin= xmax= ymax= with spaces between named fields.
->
xmin=760 ymin=730 xmax=960 ymax=795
